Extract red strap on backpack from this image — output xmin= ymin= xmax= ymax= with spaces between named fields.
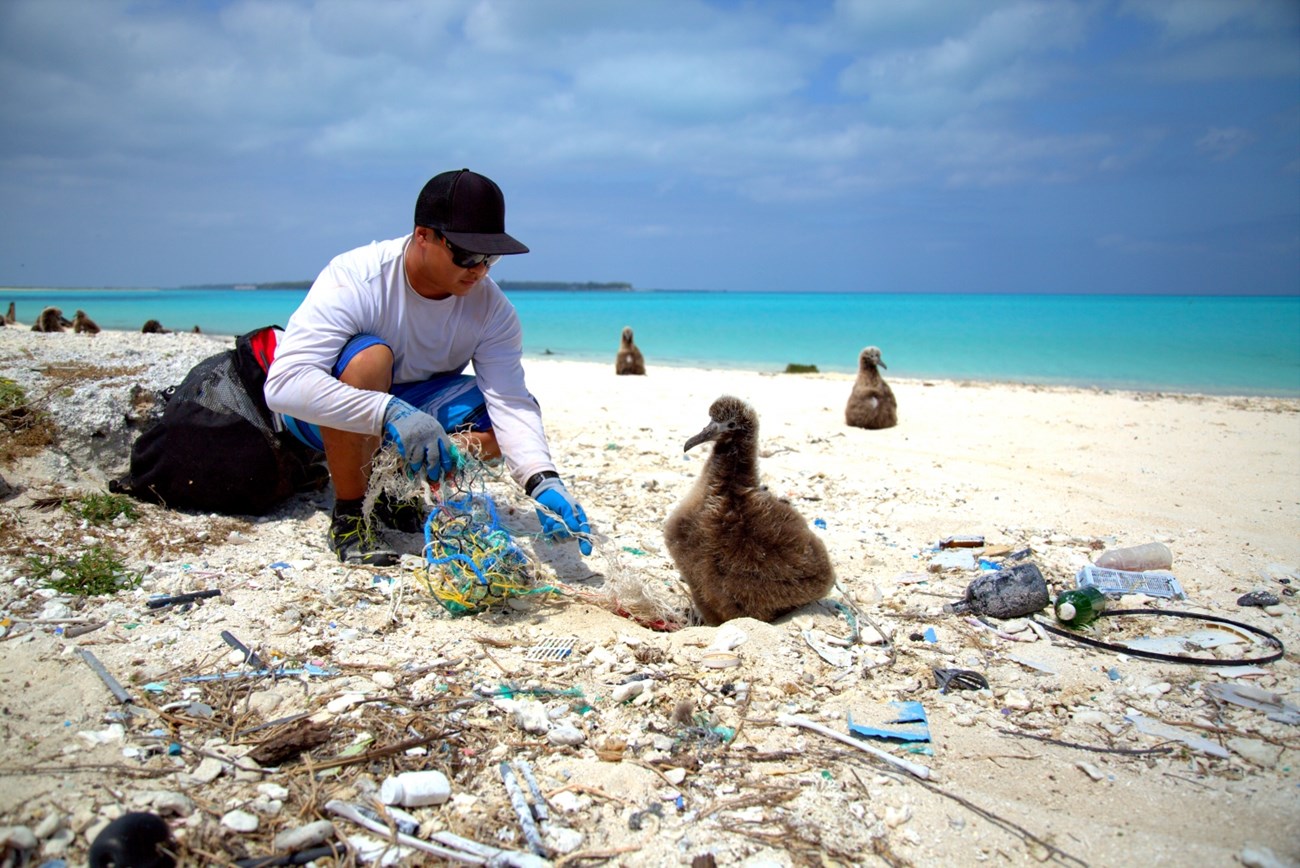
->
xmin=244 ymin=326 xmax=280 ymax=373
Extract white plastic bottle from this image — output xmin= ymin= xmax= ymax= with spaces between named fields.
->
xmin=379 ymin=770 xmax=451 ymax=807
xmin=1094 ymin=542 xmax=1172 ymax=572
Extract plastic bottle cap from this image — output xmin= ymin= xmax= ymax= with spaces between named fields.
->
xmin=1058 ymin=602 xmax=1077 ymax=621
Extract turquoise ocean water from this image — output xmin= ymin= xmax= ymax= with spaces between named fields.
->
xmin=3 ymin=286 xmax=1298 ymax=396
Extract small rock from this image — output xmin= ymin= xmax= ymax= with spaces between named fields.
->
xmin=1003 ymin=690 xmax=1032 ymax=710
xmin=251 ymin=798 xmax=283 ymax=817
xmin=548 ymin=725 xmax=585 ymax=747
xmin=1075 ymin=761 xmax=1104 ymax=781
xmin=33 ymin=813 xmax=62 ymax=839
xmin=1228 ymin=738 xmax=1282 ymax=768
xmin=326 ymin=693 xmax=367 ymax=714
xmin=494 ymin=698 xmax=550 ymax=734
xmin=0 ymin=826 xmax=38 ymax=852
xmin=132 ymin=791 xmax=194 ymax=817
xmin=1239 ymin=845 xmax=1287 ymax=868
xmin=884 ymin=805 xmax=912 ymax=828
xmin=221 ymin=810 xmax=259 ymax=832
xmin=257 ymin=783 xmax=289 ymax=801
xmin=190 ymin=756 xmax=225 ymax=784
xmin=40 ymin=828 xmax=74 ymax=857
xmin=247 ymin=691 xmax=283 ymax=716
xmin=550 ymin=791 xmax=584 ymax=813
xmin=663 ymin=768 xmax=687 ymax=785
xmin=611 ymin=680 xmax=649 ymax=702
xmin=372 ymin=671 xmax=396 ymax=689
xmin=1237 ymin=591 xmax=1280 ymax=608
xmin=274 ymin=819 xmax=335 ymax=851
xmin=544 ymin=825 xmax=584 ymax=855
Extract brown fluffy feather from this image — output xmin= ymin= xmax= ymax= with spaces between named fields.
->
xmin=665 ymin=395 xmax=835 ymax=625
xmin=845 ymin=346 xmax=897 ymax=429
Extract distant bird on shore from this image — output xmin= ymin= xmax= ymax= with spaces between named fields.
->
xmin=72 ymin=310 xmax=101 ymax=335
xmin=4 ymin=302 xmax=15 ymax=325
xmin=615 ymin=326 xmax=646 ymax=375
xmin=141 ymin=319 xmax=170 ymax=334
xmin=32 ymin=307 xmax=70 ymax=332
xmin=665 ymin=395 xmax=835 ymax=626
xmin=845 ymin=346 xmax=897 ymax=430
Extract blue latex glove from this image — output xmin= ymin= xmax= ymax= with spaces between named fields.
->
xmin=381 ymin=397 xmax=460 ymax=479
xmin=532 ymin=477 xmax=592 ymax=555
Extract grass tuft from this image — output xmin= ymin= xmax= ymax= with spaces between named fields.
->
xmin=27 ymin=544 xmax=142 ymax=596
xmin=67 ymin=492 xmax=138 ymax=525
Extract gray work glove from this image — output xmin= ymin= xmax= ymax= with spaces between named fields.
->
xmin=381 ymin=397 xmax=460 ymax=479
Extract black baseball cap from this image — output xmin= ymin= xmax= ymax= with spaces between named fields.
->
xmin=414 ymin=169 xmax=529 ymax=256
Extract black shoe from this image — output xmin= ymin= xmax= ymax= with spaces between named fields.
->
xmin=328 ymin=510 xmax=398 ymax=566
xmin=373 ymin=493 xmax=427 ymax=534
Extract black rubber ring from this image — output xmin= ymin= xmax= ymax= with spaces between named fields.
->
xmin=1032 ymin=608 xmax=1285 ymax=666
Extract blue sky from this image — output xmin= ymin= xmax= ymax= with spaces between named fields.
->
xmin=1 ymin=0 xmax=1297 ymax=294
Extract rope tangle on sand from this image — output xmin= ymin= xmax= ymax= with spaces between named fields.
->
xmin=366 ymin=443 xmax=688 ymax=623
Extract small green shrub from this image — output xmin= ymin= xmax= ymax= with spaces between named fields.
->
xmin=0 ymin=377 xmax=26 ymax=412
xmin=0 ymin=376 xmax=57 ymax=462
xmin=784 ymin=363 xmax=820 ymax=374
xmin=68 ymin=492 xmax=138 ymax=525
xmin=27 ymin=544 xmax=142 ymax=596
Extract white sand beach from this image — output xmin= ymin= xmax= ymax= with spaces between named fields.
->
xmin=1 ymin=325 xmax=1297 ymax=866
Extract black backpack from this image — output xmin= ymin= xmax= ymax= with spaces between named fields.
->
xmin=110 ymin=326 xmax=324 ymax=516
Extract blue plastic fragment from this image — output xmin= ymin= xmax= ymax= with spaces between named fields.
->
xmin=1108 ymin=667 xmax=1121 ymax=681
xmin=268 ymin=561 xmax=292 ymax=570
xmin=814 ymin=518 xmax=827 ymax=529
xmin=847 ymin=701 xmax=931 ymax=743
xmin=180 ymin=663 xmax=339 ymax=683
xmin=923 ymin=627 xmax=937 ymax=643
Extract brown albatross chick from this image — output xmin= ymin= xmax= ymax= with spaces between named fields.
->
xmin=32 ymin=306 xmax=68 ymax=332
xmin=664 ymin=395 xmax=835 ymax=626
xmin=615 ymin=326 xmax=645 ymax=375
xmin=845 ymin=346 xmax=897 ymax=430
xmin=72 ymin=310 xmax=101 ymax=334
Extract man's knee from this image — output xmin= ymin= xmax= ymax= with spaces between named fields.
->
xmin=338 ymin=344 xmax=395 ymax=392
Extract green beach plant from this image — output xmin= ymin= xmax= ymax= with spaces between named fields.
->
xmin=66 ymin=492 xmax=138 ymax=525
xmin=27 ymin=544 xmax=142 ymax=596
xmin=0 ymin=376 xmax=57 ymax=463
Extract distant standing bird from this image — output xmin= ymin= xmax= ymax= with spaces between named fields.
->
xmin=615 ymin=326 xmax=646 ymax=375
xmin=72 ymin=310 xmax=101 ymax=334
xmin=32 ymin=306 xmax=68 ymax=332
xmin=845 ymin=346 xmax=897 ymax=430
xmin=664 ymin=395 xmax=836 ymax=626
xmin=141 ymin=319 xmax=170 ymax=334
xmin=4 ymin=302 xmax=15 ymax=324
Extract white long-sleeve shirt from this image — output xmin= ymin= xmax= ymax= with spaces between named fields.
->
xmin=263 ymin=234 xmax=555 ymax=489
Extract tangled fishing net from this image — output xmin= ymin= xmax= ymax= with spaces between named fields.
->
xmin=365 ymin=442 xmax=688 ymax=625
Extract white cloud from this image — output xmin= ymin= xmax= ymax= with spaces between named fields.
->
xmin=1195 ymin=127 xmax=1256 ymax=161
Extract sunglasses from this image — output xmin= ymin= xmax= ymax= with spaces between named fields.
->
xmin=435 ymin=232 xmax=501 ymax=269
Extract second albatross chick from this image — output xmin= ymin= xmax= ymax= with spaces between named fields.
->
xmin=664 ymin=395 xmax=836 ymax=626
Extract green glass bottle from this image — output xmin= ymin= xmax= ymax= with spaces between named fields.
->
xmin=1054 ymin=586 xmax=1106 ymax=628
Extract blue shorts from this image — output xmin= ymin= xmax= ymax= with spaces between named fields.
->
xmin=280 ymin=334 xmax=491 ymax=452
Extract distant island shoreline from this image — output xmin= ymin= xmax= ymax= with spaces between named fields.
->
xmin=187 ymin=280 xmax=636 ymax=292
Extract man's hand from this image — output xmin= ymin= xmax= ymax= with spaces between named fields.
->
xmin=382 ymin=398 xmax=460 ymax=479
xmin=532 ymin=477 xmax=592 ymax=555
